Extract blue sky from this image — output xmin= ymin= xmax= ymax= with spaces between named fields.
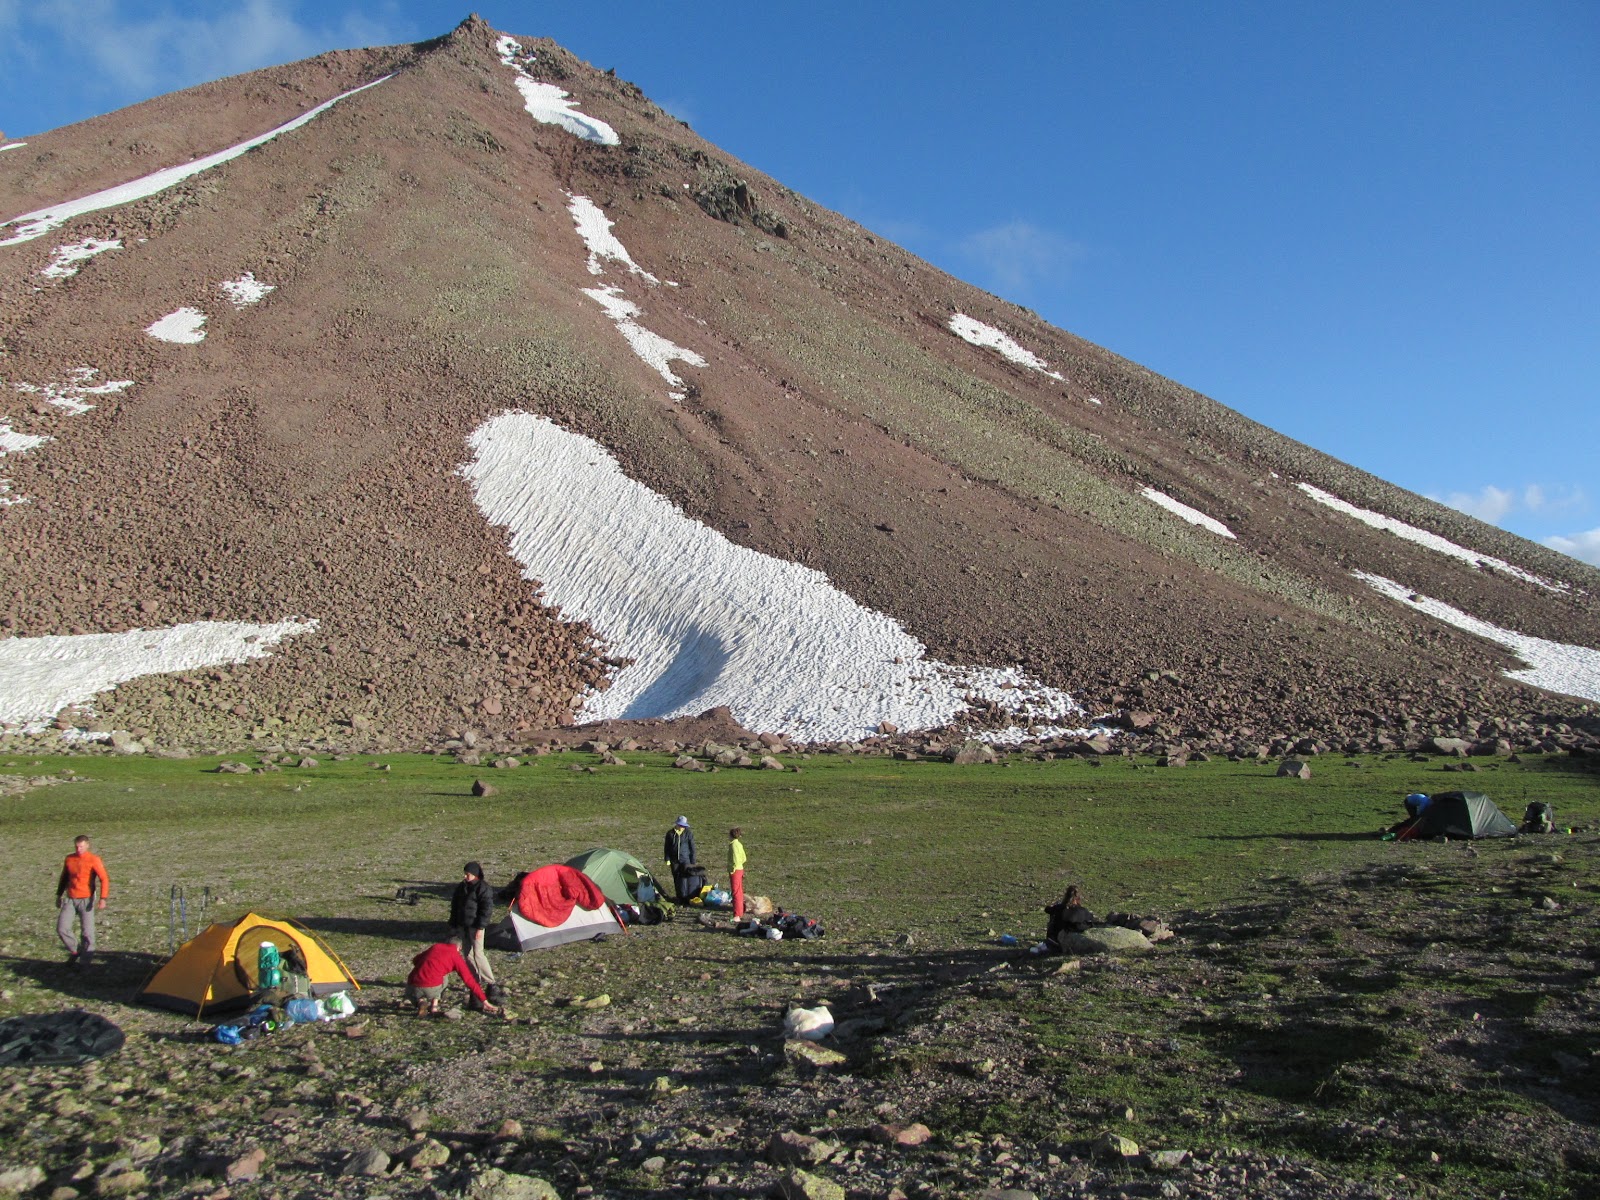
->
xmin=3 ymin=1 xmax=1596 ymax=564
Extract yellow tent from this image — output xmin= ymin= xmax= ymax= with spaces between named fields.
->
xmin=138 ymin=912 xmax=359 ymax=1017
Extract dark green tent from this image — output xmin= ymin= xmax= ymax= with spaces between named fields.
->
xmin=1406 ymin=791 xmax=1518 ymax=839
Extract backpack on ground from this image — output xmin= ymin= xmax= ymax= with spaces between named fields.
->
xmin=1522 ymin=802 xmax=1555 ymax=834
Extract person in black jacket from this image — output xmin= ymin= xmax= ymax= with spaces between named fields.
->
xmin=663 ymin=816 xmax=699 ymax=902
xmin=449 ymin=861 xmax=496 ymax=987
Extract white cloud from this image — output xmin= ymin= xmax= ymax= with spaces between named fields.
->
xmin=1545 ymin=528 xmax=1600 ymax=567
xmin=14 ymin=0 xmax=402 ymax=102
xmin=1431 ymin=483 xmax=1586 ymax=526
xmin=957 ymin=220 xmax=1085 ymax=294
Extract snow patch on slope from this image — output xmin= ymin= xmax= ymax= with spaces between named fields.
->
xmin=582 ymin=286 xmax=706 ymax=389
xmin=1140 ymin=487 xmax=1236 ymax=539
xmin=219 ymin=272 xmax=274 ymax=307
xmin=949 ymin=313 xmax=1065 ymax=381
xmin=13 ymin=367 xmax=134 ymax=416
xmin=463 ymin=412 xmax=1092 ymax=742
xmin=0 ymin=619 xmax=319 ymax=729
xmin=1356 ymin=572 xmax=1600 ymax=703
xmin=146 ymin=308 xmax=207 ymax=343
xmin=567 ymin=194 xmax=658 ymax=281
xmin=567 ymin=193 xmax=703 ymax=399
xmin=1300 ymin=482 xmax=1567 ymax=593
xmin=0 ymin=76 xmax=390 ymax=246
xmin=497 ymin=37 xmax=620 ymax=147
xmin=42 ymin=238 xmax=121 ymax=279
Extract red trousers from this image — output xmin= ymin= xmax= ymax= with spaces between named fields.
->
xmin=731 ymin=869 xmax=745 ymax=917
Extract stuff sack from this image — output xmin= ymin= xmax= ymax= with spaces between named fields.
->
xmin=256 ymin=942 xmax=283 ymax=991
xmin=1522 ymin=802 xmax=1555 ymax=834
xmin=284 ymin=997 xmax=324 ymax=1024
xmin=705 ymin=887 xmax=732 ymax=909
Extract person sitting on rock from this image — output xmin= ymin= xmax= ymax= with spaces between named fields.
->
xmin=405 ymin=942 xmax=500 ymax=1016
xmin=1031 ymin=884 xmax=1097 ymax=955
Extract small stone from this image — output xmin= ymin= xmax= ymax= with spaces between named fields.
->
xmin=578 ymin=994 xmax=611 ymax=1010
xmin=1094 ymin=1132 xmax=1139 ymax=1159
xmin=784 ymin=1040 xmax=847 ymax=1069
xmin=464 ymin=1168 xmax=562 ymax=1200
xmin=767 ymin=1131 xmax=832 ymax=1166
xmin=472 ymin=779 xmax=497 ymax=797
xmin=871 ymin=1122 xmax=932 ymax=1147
xmin=494 ymin=1119 xmax=523 ymax=1139
xmin=642 ymin=1156 xmax=666 ymax=1174
xmin=776 ymin=1168 xmax=847 ymax=1200
xmin=402 ymin=1110 xmax=431 ymax=1134
xmin=225 ymin=1147 xmax=267 ymax=1182
xmin=94 ymin=1170 xmax=147 ymax=1197
xmin=1147 ymin=1148 xmax=1188 ymax=1169
xmin=341 ymin=1148 xmax=390 ymax=1176
xmin=0 ymin=1166 xmax=46 ymax=1193
xmin=404 ymin=1139 xmax=451 ymax=1170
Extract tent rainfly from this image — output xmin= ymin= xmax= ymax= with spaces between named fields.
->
xmin=137 ymin=912 xmax=358 ymax=1017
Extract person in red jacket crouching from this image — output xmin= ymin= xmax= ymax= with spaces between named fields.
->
xmin=405 ymin=942 xmax=501 ymax=1016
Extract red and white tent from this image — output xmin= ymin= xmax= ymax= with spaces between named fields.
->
xmin=489 ymin=863 xmax=624 ymax=951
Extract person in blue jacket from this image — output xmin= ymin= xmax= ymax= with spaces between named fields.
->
xmin=663 ymin=816 xmax=699 ymax=902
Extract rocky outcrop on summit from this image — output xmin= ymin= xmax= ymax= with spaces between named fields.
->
xmin=1 ymin=15 xmax=1596 ymax=751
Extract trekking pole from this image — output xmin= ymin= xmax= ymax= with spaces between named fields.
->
xmin=200 ymin=886 xmax=211 ymax=928
xmin=168 ymin=885 xmax=182 ymax=955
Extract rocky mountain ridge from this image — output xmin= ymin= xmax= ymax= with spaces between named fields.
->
xmin=1 ymin=15 xmax=1596 ymax=755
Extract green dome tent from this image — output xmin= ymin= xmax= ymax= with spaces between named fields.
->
xmin=564 ymin=847 xmax=662 ymax=907
xmin=1403 ymin=791 xmax=1518 ymax=839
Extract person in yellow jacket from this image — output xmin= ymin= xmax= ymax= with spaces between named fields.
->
xmin=56 ymin=834 xmax=110 ymax=967
xmin=728 ymin=827 xmax=747 ymax=918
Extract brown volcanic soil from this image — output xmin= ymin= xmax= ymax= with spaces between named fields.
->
xmin=1 ymin=16 xmax=1598 ymax=753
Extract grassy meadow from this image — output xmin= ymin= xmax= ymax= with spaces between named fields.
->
xmin=2 ymin=745 xmax=1598 ymax=1199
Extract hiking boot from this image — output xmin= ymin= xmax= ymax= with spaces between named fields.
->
xmin=414 ymin=999 xmax=431 ymax=1018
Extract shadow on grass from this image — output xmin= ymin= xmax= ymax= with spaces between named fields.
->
xmin=0 ymin=951 xmax=164 ymax=1005
xmin=1205 ymin=832 xmax=1380 ymax=843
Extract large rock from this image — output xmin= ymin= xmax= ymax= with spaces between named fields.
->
xmin=767 ymin=1131 xmax=834 ymax=1166
xmin=340 ymin=1148 xmax=390 ymax=1177
xmin=465 ymin=1169 xmax=562 ymax=1200
xmin=0 ymin=1165 xmax=45 ymax=1193
xmin=776 ymin=1169 xmax=847 ymax=1200
xmin=1061 ymin=927 xmax=1154 ymax=954
xmin=1429 ymin=736 xmax=1472 ymax=756
xmin=1276 ymin=758 xmax=1311 ymax=778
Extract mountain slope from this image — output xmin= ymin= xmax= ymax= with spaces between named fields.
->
xmin=1 ymin=16 xmax=1596 ymax=753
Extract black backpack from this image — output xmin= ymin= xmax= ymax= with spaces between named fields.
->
xmin=1521 ymin=802 xmax=1554 ymax=834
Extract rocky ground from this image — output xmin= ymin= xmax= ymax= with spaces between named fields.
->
xmin=3 ymin=826 xmax=1596 ymax=1200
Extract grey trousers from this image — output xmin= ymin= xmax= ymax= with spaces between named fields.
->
xmin=57 ymin=898 xmax=95 ymax=957
xmin=451 ymin=925 xmax=495 ymax=985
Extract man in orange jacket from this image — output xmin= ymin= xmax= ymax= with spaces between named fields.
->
xmin=56 ymin=834 xmax=110 ymax=967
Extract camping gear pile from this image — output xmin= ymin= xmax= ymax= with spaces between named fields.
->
xmin=734 ymin=908 xmax=825 ymax=940
xmin=564 ymin=848 xmax=674 ymax=926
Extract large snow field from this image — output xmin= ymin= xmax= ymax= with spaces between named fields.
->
xmin=0 ymin=619 xmax=319 ymax=730
xmin=1140 ymin=487 xmax=1236 ymax=539
xmin=1357 ymin=572 xmax=1600 ymax=703
xmin=1300 ymin=482 xmax=1567 ymax=593
xmin=0 ymin=77 xmax=390 ymax=246
xmin=948 ymin=313 xmax=1066 ymax=381
xmin=497 ymin=37 xmax=619 ymax=147
xmin=464 ymin=413 xmax=1092 ymax=743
